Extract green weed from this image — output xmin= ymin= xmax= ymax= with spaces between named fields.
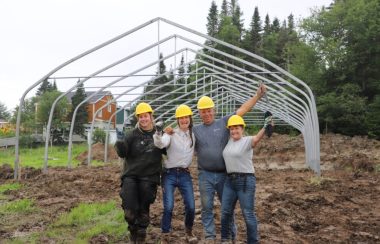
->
xmin=0 ymin=199 xmax=35 ymax=214
xmin=0 ymin=183 xmax=21 ymax=194
xmin=44 ymin=201 xmax=127 ymax=242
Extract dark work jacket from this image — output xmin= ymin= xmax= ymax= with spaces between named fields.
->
xmin=114 ymin=127 xmax=163 ymax=184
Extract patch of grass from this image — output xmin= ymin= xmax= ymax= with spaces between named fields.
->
xmin=0 ymin=199 xmax=35 ymax=214
xmin=308 ymin=176 xmax=335 ymax=186
xmin=0 ymin=143 xmax=98 ymax=169
xmin=43 ymin=201 xmax=127 ymax=242
xmin=0 ymin=182 xmax=21 ymax=194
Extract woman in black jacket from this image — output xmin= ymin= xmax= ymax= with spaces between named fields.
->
xmin=115 ymin=102 xmax=164 ymax=244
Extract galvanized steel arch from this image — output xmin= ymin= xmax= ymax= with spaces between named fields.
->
xmin=14 ymin=17 xmax=321 ymax=179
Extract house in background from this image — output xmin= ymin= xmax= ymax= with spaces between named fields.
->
xmin=66 ymin=91 xmax=117 ymax=130
xmin=116 ymin=106 xmax=133 ymax=130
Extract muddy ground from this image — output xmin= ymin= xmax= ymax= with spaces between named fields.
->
xmin=1 ymin=133 xmax=379 ymax=243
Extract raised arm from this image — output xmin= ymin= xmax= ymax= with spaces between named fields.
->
xmin=236 ymin=83 xmax=266 ymax=117
xmin=252 ymin=113 xmax=273 ymax=148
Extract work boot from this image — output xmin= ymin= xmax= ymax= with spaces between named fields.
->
xmin=161 ymin=232 xmax=170 ymax=244
xmin=127 ymin=229 xmax=137 ymax=244
xmin=185 ymin=228 xmax=197 ymax=244
xmin=136 ymin=229 xmax=146 ymax=244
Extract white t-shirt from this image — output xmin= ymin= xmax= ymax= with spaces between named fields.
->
xmin=222 ymin=136 xmax=255 ymax=174
xmin=153 ymin=128 xmax=195 ymax=169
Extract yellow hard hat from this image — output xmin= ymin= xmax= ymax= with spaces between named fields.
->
xmin=227 ymin=115 xmax=246 ymax=128
xmin=135 ymin=102 xmax=153 ymax=116
xmin=175 ymin=104 xmax=193 ymax=118
xmin=197 ymin=96 xmax=215 ymax=109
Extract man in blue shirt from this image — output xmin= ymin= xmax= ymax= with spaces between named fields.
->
xmin=193 ymin=84 xmax=266 ymax=243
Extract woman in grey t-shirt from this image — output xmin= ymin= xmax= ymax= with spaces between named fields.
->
xmin=221 ymin=114 xmax=272 ymax=244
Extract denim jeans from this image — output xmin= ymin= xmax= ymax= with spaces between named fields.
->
xmin=198 ymin=169 xmax=237 ymax=240
xmin=161 ymin=168 xmax=195 ymax=233
xmin=221 ymin=174 xmax=258 ymax=244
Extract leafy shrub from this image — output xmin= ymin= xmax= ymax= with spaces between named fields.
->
xmin=92 ymin=128 xmax=106 ymax=144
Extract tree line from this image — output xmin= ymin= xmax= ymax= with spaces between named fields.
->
xmin=1 ymin=0 xmax=379 ymax=139
xmin=139 ymin=0 xmax=380 ymax=139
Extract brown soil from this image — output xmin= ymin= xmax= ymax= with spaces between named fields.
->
xmin=1 ymin=133 xmax=379 ymax=243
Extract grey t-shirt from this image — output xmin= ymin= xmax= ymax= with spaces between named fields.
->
xmin=223 ymin=136 xmax=255 ymax=174
xmin=193 ymin=115 xmax=232 ymax=172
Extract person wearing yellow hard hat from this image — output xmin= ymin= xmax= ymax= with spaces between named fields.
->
xmin=220 ymin=115 xmax=272 ymax=244
xmin=193 ymin=84 xmax=266 ymax=242
xmin=114 ymin=102 xmax=165 ymax=243
xmin=153 ymin=104 xmax=197 ymax=244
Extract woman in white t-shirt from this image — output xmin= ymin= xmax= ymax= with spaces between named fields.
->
xmin=221 ymin=114 xmax=272 ymax=244
xmin=153 ymin=104 xmax=197 ymax=244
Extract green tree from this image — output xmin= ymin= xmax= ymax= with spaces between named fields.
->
xmin=244 ymin=6 xmax=262 ymax=55
xmin=0 ymin=102 xmax=10 ymax=120
xmin=220 ymin=0 xmax=229 ymax=17
xmin=11 ymin=97 xmax=39 ymax=133
xmin=206 ymin=1 xmax=219 ymax=40
xmin=263 ymin=14 xmax=271 ymax=35
xmin=232 ymin=4 xmax=244 ymax=40
xmin=318 ymin=84 xmax=366 ymax=136
xmin=366 ymin=95 xmax=380 ymax=139
xmin=36 ymin=79 xmax=56 ymax=96
xmin=37 ymin=91 xmax=69 ymax=129
xmin=301 ymin=0 xmax=380 ymax=137
xmin=68 ymin=81 xmax=88 ymax=136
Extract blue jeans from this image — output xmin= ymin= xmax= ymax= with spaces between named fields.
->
xmin=198 ymin=170 xmax=236 ymax=240
xmin=161 ymin=168 xmax=195 ymax=233
xmin=221 ymin=174 xmax=258 ymax=243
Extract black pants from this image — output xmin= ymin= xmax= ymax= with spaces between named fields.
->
xmin=120 ymin=176 xmax=158 ymax=237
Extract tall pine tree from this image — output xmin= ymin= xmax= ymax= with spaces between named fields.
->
xmin=68 ymin=80 xmax=88 ymax=136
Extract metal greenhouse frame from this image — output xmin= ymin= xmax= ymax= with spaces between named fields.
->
xmin=14 ymin=17 xmax=320 ymax=179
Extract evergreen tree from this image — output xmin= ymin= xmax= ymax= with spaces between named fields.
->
xmin=263 ymin=14 xmax=271 ymax=35
xmin=287 ymin=14 xmax=295 ymax=33
xmin=232 ymin=4 xmax=244 ymax=40
xmin=68 ymin=81 xmax=88 ymax=136
xmin=244 ymin=6 xmax=262 ymax=55
xmin=177 ymin=55 xmax=186 ymax=86
xmin=271 ymin=18 xmax=280 ymax=33
xmin=144 ymin=53 xmax=172 ymax=115
xmin=206 ymin=1 xmax=219 ymax=49
xmin=36 ymin=79 xmax=55 ymax=96
xmin=221 ymin=0 xmax=229 ymax=17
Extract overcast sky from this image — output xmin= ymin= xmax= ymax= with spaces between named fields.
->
xmin=0 ymin=0 xmax=332 ymax=111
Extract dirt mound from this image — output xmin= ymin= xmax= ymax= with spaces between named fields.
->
xmin=75 ymin=143 xmax=119 ymax=163
xmin=254 ymin=133 xmax=380 ymax=171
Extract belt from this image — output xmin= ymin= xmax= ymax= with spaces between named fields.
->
xmin=227 ymin=172 xmax=255 ymax=178
xmin=165 ymin=167 xmax=190 ymax=173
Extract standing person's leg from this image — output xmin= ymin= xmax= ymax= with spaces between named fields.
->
xmin=237 ymin=176 xmax=258 ymax=244
xmin=198 ymin=170 xmax=217 ymax=241
xmin=137 ymin=179 xmax=158 ymax=243
xmin=161 ymin=171 xmax=176 ymax=233
xmin=221 ymin=177 xmax=238 ymax=242
xmin=216 ymin=173 xmax=237 ymax=240
xmin=178 ymin=171 xmax=197 ymax=243
xmin=120 ymin=177 xmax=139 ymax=242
